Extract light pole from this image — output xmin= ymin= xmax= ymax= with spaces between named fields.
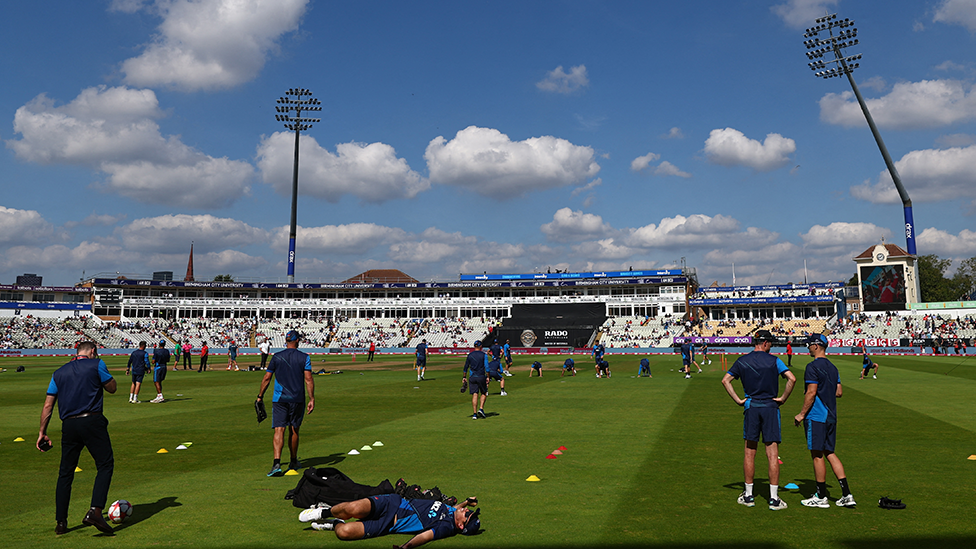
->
xmin=803 ymin=13 xmax=917 ymax=255
xmin=275 ymin=88 xmax=321 ymax=282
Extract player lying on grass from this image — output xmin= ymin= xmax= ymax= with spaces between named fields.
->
xmin=299 ymin=494 xmax=480 ymax=548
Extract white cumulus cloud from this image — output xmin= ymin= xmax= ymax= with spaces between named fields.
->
xmin=257 ymin=133 xmax=429 ymax=203
xmin=630 ymin=153 xmax=660 ymax=172
xmin=120 ymin=0 xmax=308 ymax=91
xmin=819 ymin=80 xmax=976 ymax=130
xmin=6 ymin=86 xmax=253 ymax=208
xmin=0 ymin=206 xmax=55 ymax=245
xmin=120 ymin=214 xmax=268 ymax=253
xmin=541 ymin=208 xmax=614 ymax=242
xmin=800 ymin=222 xmax=892 ymax=248
xmin=850 ymin=144 xmax=976 ymax=207
xmin=918 ymin=227 xmax=976 ymax=256
xmin=771 ymin=0 xmax=839 ymax=29
xmin=703 ymin=128 xmax=796 ymax=172
xmin=425 ymin=126 xmax=600 ymax=197
xmin=934 ymin=0 xmax=976 ymax=32
xmin=625 ymin=214 xmax=778 ymax=250
xmin=272 ymin=223 xmax=409 ymax=255
xmin=536 ymin=65 xmax=589 ymax=94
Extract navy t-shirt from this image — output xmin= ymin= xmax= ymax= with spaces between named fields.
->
xmin=47 ymin=358 xmax=113 ymax=420
xmin=463 ymin=350 xmax=488 ymax=380
xmin=388 ymin=497 xmax=458 ymax=540
xmin=267 ymin=348 xmax=312 ymax=403
xmin=803 ymin=357 xmax=840 ymax=423
xmin=415 ymin=342 xmax=427 ymax=358
xmin=153 ymin=348 xmax=171 ymax=367
xmin=489 ymin=344 xmax=502 ymax=360
xmin=593 ymin=344 xmax=605 ymax=358
xmin=727 ymin=351 xmax=790 ymax=409
xmin=563 ymin=358 xmax=574 ymax=369
xmin=128 ymin=349 xmax=150 ymax=375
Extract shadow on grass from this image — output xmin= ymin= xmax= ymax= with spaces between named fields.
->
xmin=115 ymin=496 xmax=182 ymax=530
xmin=301 ymin=453 xmax=347 ymax=468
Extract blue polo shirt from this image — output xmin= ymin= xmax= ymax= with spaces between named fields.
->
xmin=128 ymin=349 xmax=150 ymax=375
xmin=463 ymin=350 xmax=488 ymax=380
xmin=803 ymin=357 xmax=840 ymax=423
xmin=267 ymin=348 xmax=311 ymax=403
xmin=726 ymin=351 xmax=790 ymax=409
xmin=489 ymin=344 xmax=502 ymax=360
xmin=153 ymin=348 xmax=171 ymax=368
xmin=415 ymin=342 xmax=427 ymax=358
xmin=47 ymin=358 xmax=113 ymax=420
xmin=563 ymin=358 xmax=575 ymax=369
xmin=593 ymin=344 xmax=605 ymax=359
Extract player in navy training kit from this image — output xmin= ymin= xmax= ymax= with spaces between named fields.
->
xmin=592 ymin=342 xmax=605 ymax=367
xmin=462 ymin=341 xmax=490 ymax=419
xmin=638 ymin=358 xmax=652 ymax=377
xmin=596 ymin=359 xmax=611 ymax=378
xmin=562 ymin=358 xmax=576 ymax=377
xmin=794 ymin=334 xmax=856 ymax=508
xmin=299 ymin=494 xmax=481 ymax=547
xmin=257 ymin=330 xmax=314 ymax=476
xmin=859 ymin=348 xmax=879 ymax=379
xmin=415 ymin=340 xmax=427 ymax=381
xmin=502 ymin=339 xmax=514 ymax=376
xmin=38 ymin=341 xmax=117 ymax=535
xmin=721 ymin=330 xmax=796 ymax=510
xmin=151 ymin=340 xmax=171 ymax=403
xmin=125 ymin=341 xmax=150 ymax=403
xmin=679 ymin=339 xmax=699 ymax=378
xmin=487 ymin=356 xmax=507 ymax=396
xmin=529 ymin=360 xmax=543 ymax=377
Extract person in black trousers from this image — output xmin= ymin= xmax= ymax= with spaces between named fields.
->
xmin=38 ymin=341 xmax=117 ymax=535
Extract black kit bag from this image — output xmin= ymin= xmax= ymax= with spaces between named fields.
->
xmin=285 ymin=467 xmax=394 ymax=508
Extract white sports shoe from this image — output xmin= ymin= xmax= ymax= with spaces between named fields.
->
xmin=835 ymin=494 xmax=857 ymax=507
xmin=311 ymin=519 xmax=344 ymax=531
xmin=873 ymin=375 xmax=877 ymax=379
xmin=768 ymin=498 xmax=788 ymax=511
xmin=685 ymin=374 xmax=691 ymax=379
xmin=299 ymin=505 xmax=331 ymax=523
xmin=500 ymin=390 xmax=508 ymax=396
xmin=801 ymin=494 xmax=830 ymax=508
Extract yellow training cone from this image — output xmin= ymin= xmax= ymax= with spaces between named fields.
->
xmin=157 ymin=448 xmax=169 ymax=454
xmin=75 ymin=467 xmax=83 ymax=472
xmin=361 ymin=445 xmax=372 ymax=451
xmin=285 ymin=469 xmax=300 ymax=476
xmin=373 ymin=441 xmax=384 ymax=446
xmin=13 ymin=437 xmax=25 ymax=442
xmin=526 ymin=475 xmax=541 ymax=482
xmin=968 ymin=455 xmax=976 ymax=460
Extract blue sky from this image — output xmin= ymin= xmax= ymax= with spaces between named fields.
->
xmin=2 ymin=0 xmax=976 ymax=288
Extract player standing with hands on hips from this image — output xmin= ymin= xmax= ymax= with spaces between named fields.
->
xmin=257 ymin=330 xmax=314 ymax=476
xmin=37 ymin=341 xmax=117 ymax=535
xmin=794 ymin=334 xmax=857 ymax=508
xmin=721 ymin=330 xmax=796 ymax=510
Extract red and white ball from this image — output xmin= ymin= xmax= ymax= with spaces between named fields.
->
xmin=107 ymin=499 xmax=133 ymax=524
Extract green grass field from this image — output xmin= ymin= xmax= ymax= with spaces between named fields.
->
xmin=2 ymin=351 xmax=975 ymax=548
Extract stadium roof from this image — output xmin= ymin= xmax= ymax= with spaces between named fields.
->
xmin=343 ymin=269 xmax=417 ymax=284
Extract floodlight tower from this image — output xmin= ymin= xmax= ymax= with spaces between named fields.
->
xmin=803 ymin=14 xmax=917 ymax=255
xmin=275 ymin=88 xmax=322 ymax=282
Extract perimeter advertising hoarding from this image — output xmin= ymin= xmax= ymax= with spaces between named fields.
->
xmin=860 ymin=264 xmax=907 ymax=312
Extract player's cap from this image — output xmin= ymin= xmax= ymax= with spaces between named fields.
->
xmin=473 ymin=340 xmax=482 ymax=347
xmin=285 ymin=330 xmax=302 ymax=342
xmin=460 ymin=507 xmax=481 ymax=536
xmin=159 ymin=339 xmax=166 ymax=346
xmin=753 ymin=330 xmax=775 ymax=342
xmin=805 ymin=333 xmax=829 ymax=348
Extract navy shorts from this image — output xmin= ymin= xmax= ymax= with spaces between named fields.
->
xmin=153 ymin=367 xmax=167 ymax=383
xmin=272 ymin=401 xmax=305 ymax=429
xmin=362 ymin=495 xmax=417 ymax=538
xmin=804 ymin=419 xmax=836 ymax=453
xmin=416 ymin=357 xmax=426 ymax=367
xmin=468 ymin=378 xmax=487 ymax=395
xmin=488 ymin=371 xmax=503 ymax=382
xmin=131 ymin=373 xmax=144 ymax=384
xmin=742 ymin=403 xmax=781 ymax=443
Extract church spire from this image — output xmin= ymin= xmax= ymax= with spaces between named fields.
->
xmin=184 ymin=242 xmax=195 ymax=282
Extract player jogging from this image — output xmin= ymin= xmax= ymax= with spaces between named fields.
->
xmin=679 ymin=338 xmax=699 ymax=379
xmin=592 ymin=342 xmax=605 ymax=366
xmin=125 ymin=341 xmax=150 ymax=403
xmin=151 ymin=340 xmax=171 ymax=403
xmin=502 ymin=339 xmax=514 ymax=376
xmin=462 ymin=341 xmax=490 ymax=419
xmin=700 ymin=342 xmax=711 ymax=365
xmin=415 ymin=339 xmax=428 ymax=381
